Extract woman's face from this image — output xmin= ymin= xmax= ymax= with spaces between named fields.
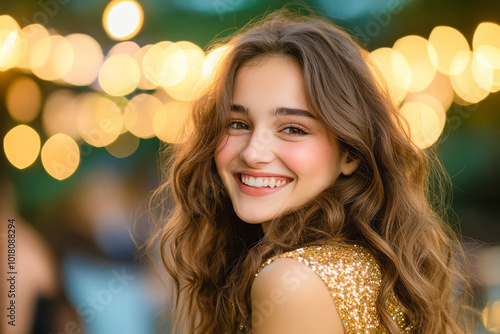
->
xmin=214 ymin=56 xmax=355 ymax=227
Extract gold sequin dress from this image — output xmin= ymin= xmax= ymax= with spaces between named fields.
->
xmin=256 ymin=243 xmax=413 ymax=333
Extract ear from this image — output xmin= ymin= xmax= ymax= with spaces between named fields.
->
xmin=339 ymin=152 xmax=359 ymax=176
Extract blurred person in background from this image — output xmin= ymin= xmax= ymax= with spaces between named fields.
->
xmin=0 ymin=162 xmax=82 ymax=334
xmin=38 ymin=165 xmax=168 ymax=334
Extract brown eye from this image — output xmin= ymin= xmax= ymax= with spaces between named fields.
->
xmin=229 ymin=121 xmax=250 ymax=130
xmin=281 ymin=125 xmax=308 ymax=136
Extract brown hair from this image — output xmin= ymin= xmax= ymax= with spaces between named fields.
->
xmin=147 ymin=8 xmax=473 ymax=333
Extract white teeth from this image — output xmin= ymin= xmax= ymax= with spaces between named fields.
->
xmin=248 ymin=176 xmax=255 ymax=186
xmin=240 ymin=175 xmax=288 ymax=188
xmin=269 ymin=178 xmax=276 ymax=188
xmin=255 ymin=178 xmax=263 ymax=187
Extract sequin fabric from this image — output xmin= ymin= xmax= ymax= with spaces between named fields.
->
xmin=256 ymin=244 xmax=413 ymax=333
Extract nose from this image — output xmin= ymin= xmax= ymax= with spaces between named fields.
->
xmin=240 ymin=128 xmax=274 ymax=166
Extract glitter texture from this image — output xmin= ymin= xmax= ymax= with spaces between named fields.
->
xmin=256 ymin=244 xmax=412 ymax=333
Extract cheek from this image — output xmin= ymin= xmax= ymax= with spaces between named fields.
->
xmin=214 ymin=135 xmax=237 ymax=173
xmin=278 ymin=139 xmax=340 ymax=179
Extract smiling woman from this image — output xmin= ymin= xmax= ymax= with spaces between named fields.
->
xmin=215 ymin=57 xmax=358 ymax=227
xmin=147 ymin=8 xmax=474 ymax=334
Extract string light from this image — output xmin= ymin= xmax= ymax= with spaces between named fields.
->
xmin=103 ymin=0 xmax=144 ymax=41
xmin=369 ymin=47 xmax=411 ymax=105
xmin=393 ymin=35 xmax=438 ymax=92
xmin=41 ymin=133 xmax=80 ymax=180
xmin=1 ymin=11 xmax=500 ymax=179
xmin=3 ymin=125 xmax=41 ymax=169
xmin=98 ymin=54 xmax=140 ymax=96
xmin=0 ymin=15 xmax=25 ymax=71
xmin=6 ymin=76 xmax=42 ymax=123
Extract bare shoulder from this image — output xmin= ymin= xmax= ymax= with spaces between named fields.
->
xmin=251 ymin=257 xmax=345 ymax=334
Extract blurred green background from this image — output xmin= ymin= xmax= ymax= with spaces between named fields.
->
xmin=0 ymin=0 xmax=499 ymax=333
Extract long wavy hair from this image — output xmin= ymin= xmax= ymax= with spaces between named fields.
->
xmin=148 ymin=9 xmax=473 ymax=334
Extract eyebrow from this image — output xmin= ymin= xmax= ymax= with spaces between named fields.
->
xmin=230 ymin=104 xmax=316 ymax=119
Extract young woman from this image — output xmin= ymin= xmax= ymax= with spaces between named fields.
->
xmin=149 ymin=9 xmax=472 ymax=333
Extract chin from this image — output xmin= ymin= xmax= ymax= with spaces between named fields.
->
xmin=234 ymin=208 xmax=274 ymax=225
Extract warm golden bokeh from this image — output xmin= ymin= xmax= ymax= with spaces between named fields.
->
xmin=450 ymin=51 xmax=490 ymax=104
xmin=201 ymin=45 xmax=231 ymax=79
xmin=98 ymin=54 xmax=140 ymax=96
xmin=42 ymin=89 xmax=80 ymax=139
xmin=6 ymin=76 xmax=42 ymax=123
xmin=31 ymin=34 xmax=74 ymax=81
xmin=473 ymin=45 xmax=500 ymax=93
xmin=63 ymin=34 xmax=104 ymax=86
xmin=393 ymin=35 xmax=437 ymax=92
xmin=163 ymin=41 xmax=206 ymax=101
xmin=369 ymin=47 xmax=411 ymax=105
xmin=407 ymin=72 xmax=454 ymax=112
xmin=153 ymin=100 xmax=193 ymax=143
xmin=0 ymin=15 xmax=26 ymax=71
xmin=17 ymin=24 xmax=50 ymax=70
xmin=142 ymin=41 xmax=188 ymax=87
xmin=76 ymin=93 xmax=123 ymax=147
xmin=134 ymin=44 xmax=158 ymax=90
xmin=103 ymin=0 xmax=144 ymax=40
xmin=123 ymin=93 xmax=164 ymax=138
xmin=3 ymin=125 xmax=41 ymax=169
xmin=428 ymin=26 xmax=469 ymax=75
xmin=41 ymin=133 xmax=80 ymax=180
xmin=108 ymin=40 xmax=141 ymax=57
xmin=483 ymin=301 xmax=500 ymax=333
xmin=400 ymin=100 xmax=445 ymax=149
xmin=105 ymin=131 xmax=140 ymax=158
xmin=473 ymin=22 xmax=500 ymax=51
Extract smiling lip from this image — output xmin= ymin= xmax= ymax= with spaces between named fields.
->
xmin=233 ymin=172 xmax=293 ymax=197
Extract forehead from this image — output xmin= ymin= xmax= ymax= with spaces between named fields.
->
xmin=232 ymin=56 xmax=310 ymax=112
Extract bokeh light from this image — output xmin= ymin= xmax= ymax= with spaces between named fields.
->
xmin=163 ymin=41 xmax=206 ymax=101
xmin=202 ymin=45 xmax=231 ymax=79
xmin=77 ymin=93 xmax=123 ymax=147
xmin=369 ymin=47 xmax=411 ymax=105
xmin=483 ymin=301 xmax=500 ymax=333
xmin=450 ymin=51 xmax=491 ymax=104
xmin=393 ymin=35 xmax=437 ymax=92
xmin=123 ymin=94 xmax=164 ymax=138
xmin=153 ymin=100 xmax=193 ymax=143
xmin=17 ymin=24 xmax=50 ymax=70
xmin=31 ymin=34 xmax=74 ymax=81
xmin=42 ymin=89 xmax=80 ymax=139
xmin=63 ymin=34 xmax=103 ymax=86
xmin=134 ymin=44 xmax=158 ymax=90
xmin=105 ymin=131 xmax=140 ymax=158
xmin=473 ymin=22 xmax=500 ymax=51
xmin=474 ymin=46 xmax=500 ymax=92
xmin=3 ymin=125 xmax=41 ymax=169
xmin=108 ymin=41 xmax=140 ymax=57
xmin=400 ymin=100 xmax=445 ymax=149
xmin=142 ymin=41 xmax=188 ymax=87
xmin=6 ymin=76 xmax=42 ymax=123
xmin=472 ymin=22 xmax=500 ymax=93
xmin=428 ymin=26 xmax=469 ymax=75
xmin=0 ymin=15 xmax=26 ymax=71
xmin=41 ymin=133 xmax=80 ymax=180
xmin=98 ymin=54 xmax=140 ymax=96
xmin=407 ymin=72 xmax=454 ymax=112
xmin=103 ymin=0 xmax=144 ymax=40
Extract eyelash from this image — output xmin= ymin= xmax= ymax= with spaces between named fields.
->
xmin=228 ymin=121 xmax=310 ymax=136
xmin=280 ymin=124 xmax=310 ymax=136
xmin=229 ymin=120 xmax=250 ymax=130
